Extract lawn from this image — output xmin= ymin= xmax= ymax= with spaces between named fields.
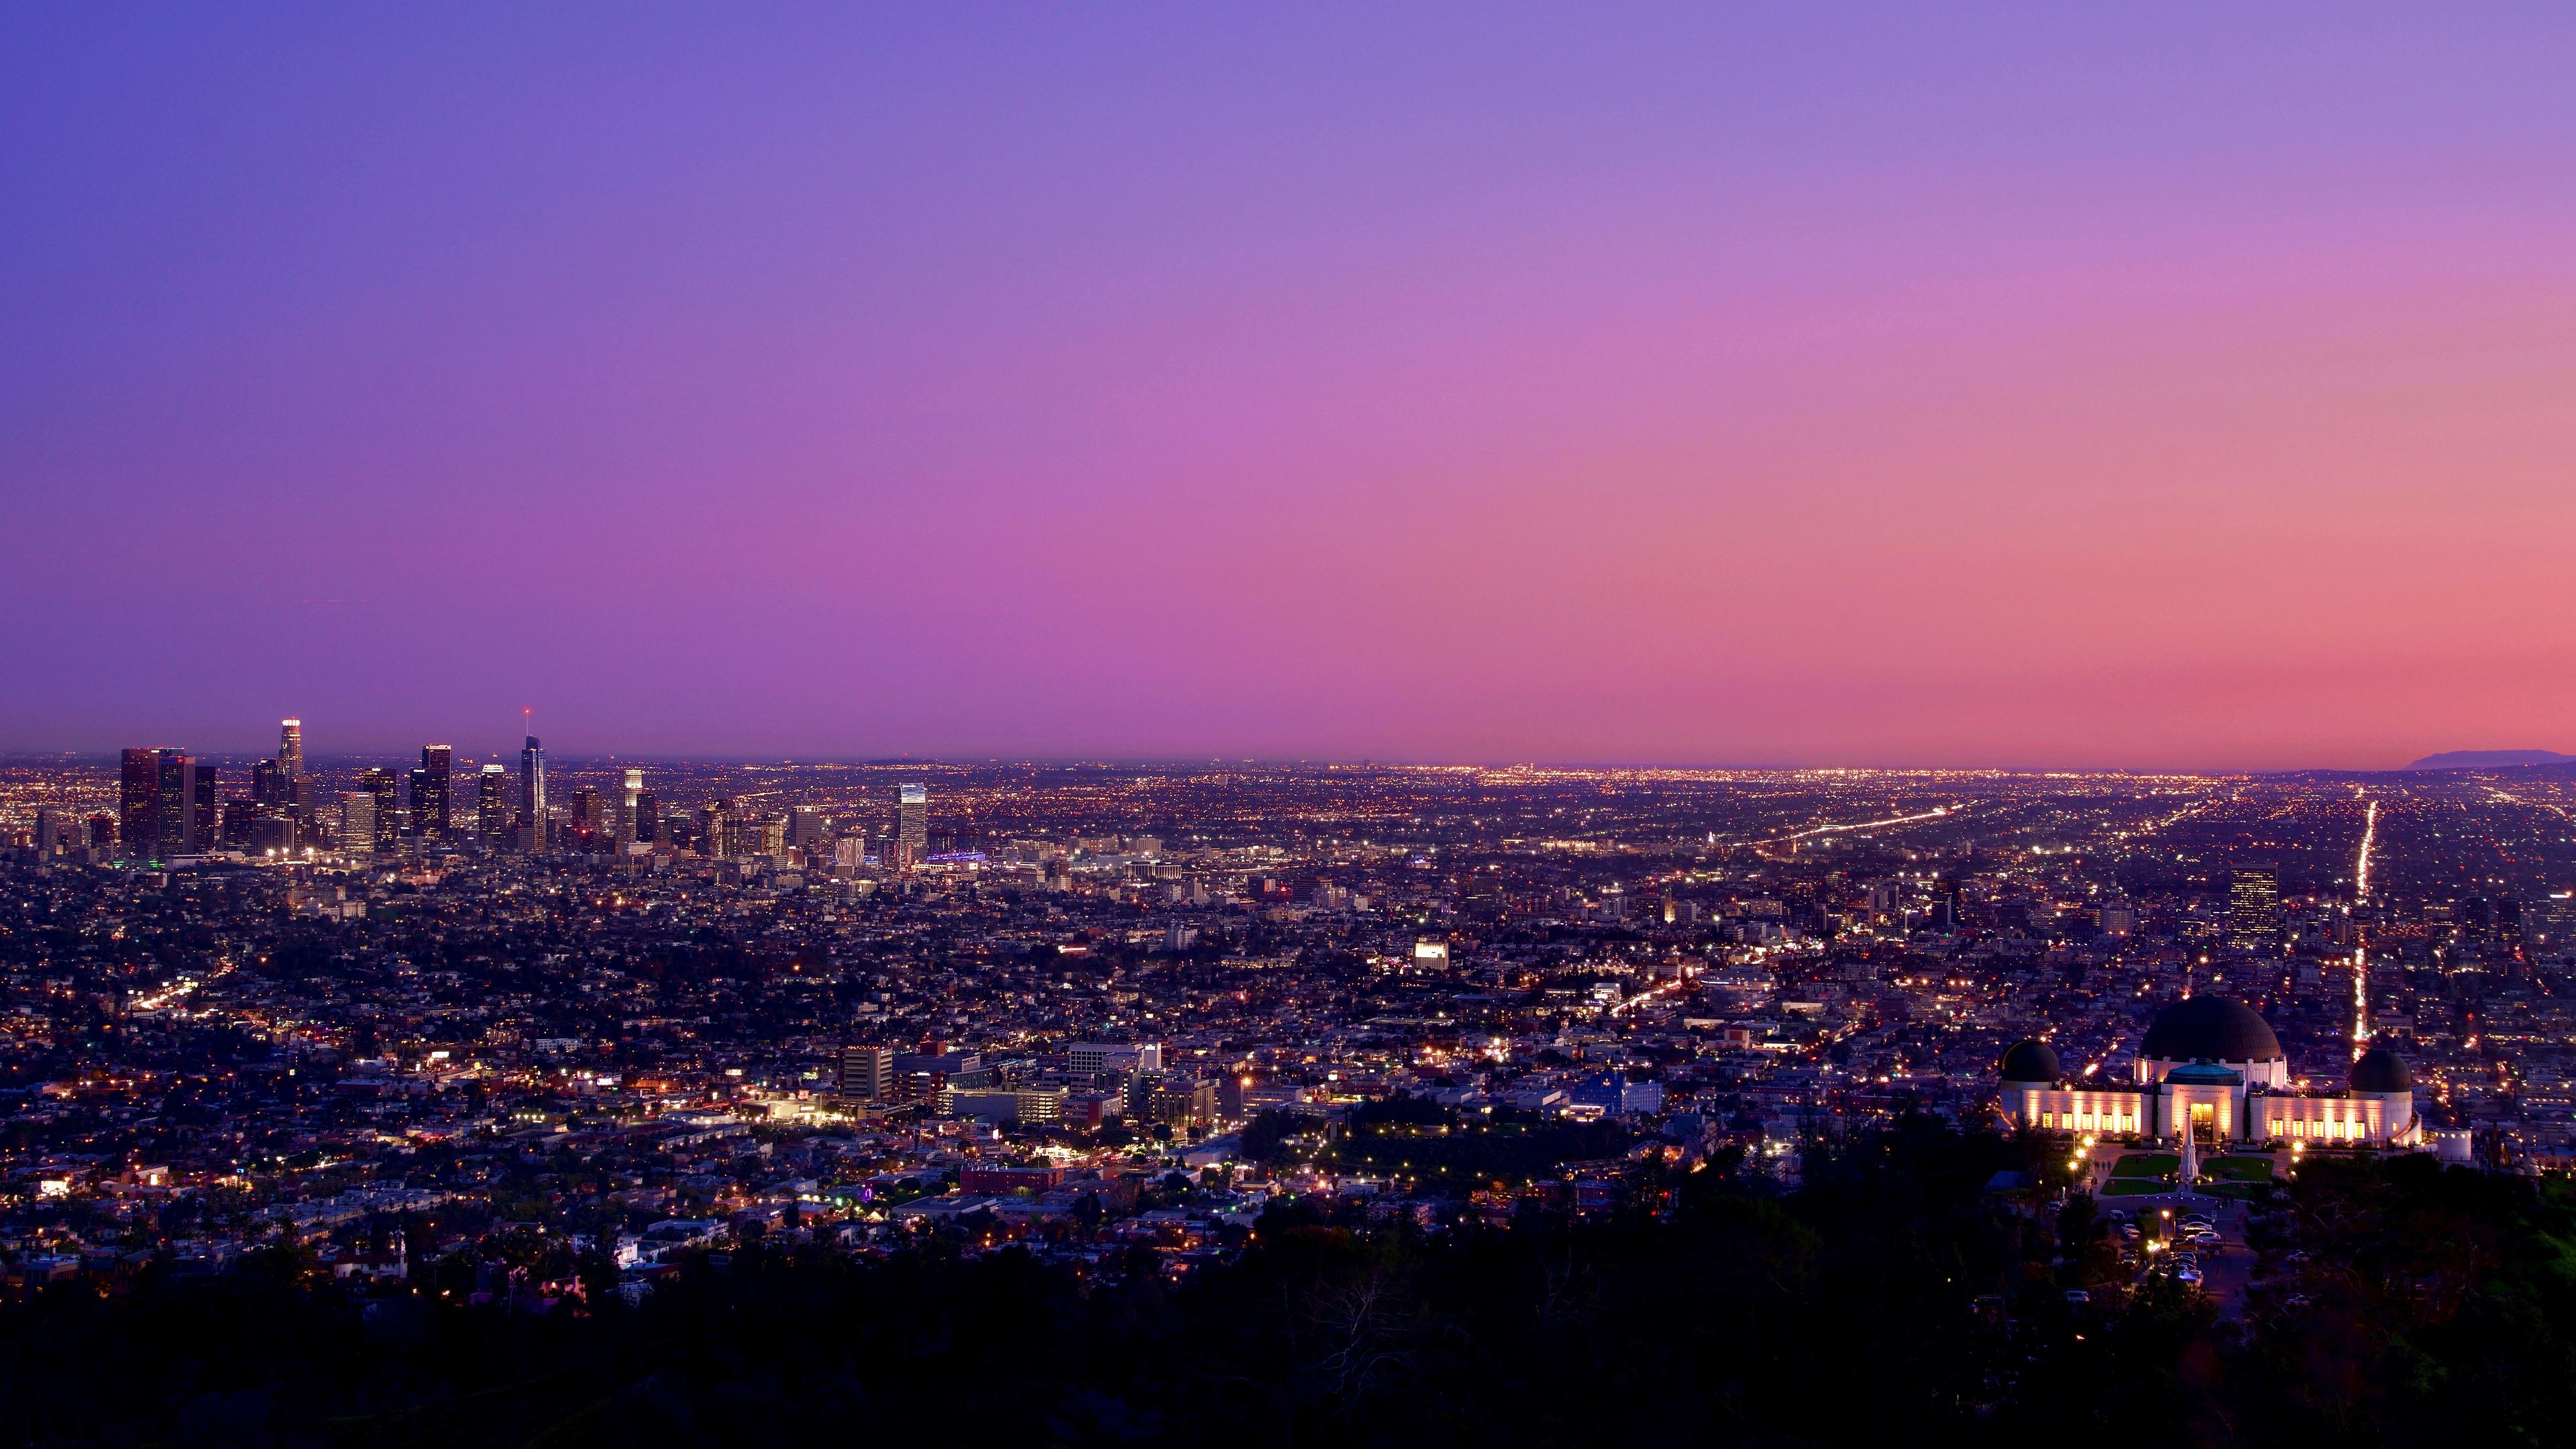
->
xmin=2110 ymin=1153 xmax=2179 ymax=1179
xmin=2100 ymin=1179 xmax=2166 ymax=1197
xmin=2203 ymin=1156 xmax=2274 ymax=1183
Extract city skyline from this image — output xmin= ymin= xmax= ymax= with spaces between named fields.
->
xmin=12 ymin=7 xmax=2576 ymax=768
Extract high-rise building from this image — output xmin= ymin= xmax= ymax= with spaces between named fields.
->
xmin=633 ymin=790 xmax=659 ymax=845
xmin=570 ymin=787 xmax=605 ymax=843
xmin=252 ymin=757 xmax=288 ymax=806
xmin=189 ymin=763 xmax=219 ymax=851
xmin=154 ymin=751 xmax=193 ymax=859
xmin=839 ymin=1044 xmax=893 ymax=1102
xmin=476 ymin=764 xmax=510 ymax=839
xmin=34 ymin=808 xmax=68 ymax=857
xmin=413 ymin=745 xmax=452 ymax=839
xmin=117 ymin=747 xmax=162 ymax=860
xmin=617 ymin=767 xmax=644 ymax=846
xmin=361 ymin=767 xmax=400 ymax=854
xmin=2229 ymin=867 xmax=2279 ymax=945
xmin=788 ymin=805 xmax=829 ymax=849
xmin=339 ymin=792 xmax=377 ymax=859
xmin=518 ymin=735 xmax=547 ymax=849
xmin=894 ymin=783 xmax=928 ymax=870
xmin=222 ymin=795 xmax=297 ymax=854
xmin=278 ymin=718 xmax=305 ymax=778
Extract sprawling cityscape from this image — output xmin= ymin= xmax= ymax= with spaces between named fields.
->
xmin=8 ymin=727 xmax=2576 ymax=1312
xmin=17 ymin=5 xmax=2576 ymax=1444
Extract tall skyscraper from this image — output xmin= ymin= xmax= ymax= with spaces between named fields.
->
xmin=278 ymin=718 xmax=304 ymax=779
xmin=518 ymin=734 xmax=547 ymax=849
xmin=788 ymin=805 xmax=828 ymax=849
xmin=34 ymin=808 xmax=68 ymax=857
xmin=476 ymin=763 xmax=510 ymax=839
xmin=894 ymin=783 xmax=928 ymax=869
xmin=617 ymin=767 xmax=644 ymax=846
xmin=252 ymin=757 xmax=288 ymax=806
xmin=413 ymin=745 xmax=452 ymax=839
xmin=634 ymin=789 xmax=659 ymax=845
xmin=339 ymin=792 xmax=377 ymax=859
xmin=361 ymin=767 xmax=400 ymax=853
xmin=189 ymin=763 xmax=219 ymax=852
xmin=154 ymin=750 xmax=193 ymax=859
xmin=118 ymin=747 xmax=162 ymax=860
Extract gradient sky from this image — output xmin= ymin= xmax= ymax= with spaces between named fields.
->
xmin=8 ymin=5 xmax=2576 ymax=769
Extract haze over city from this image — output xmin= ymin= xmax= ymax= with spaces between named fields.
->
xmin=11 ymin=7 xmax=2576 ymax=769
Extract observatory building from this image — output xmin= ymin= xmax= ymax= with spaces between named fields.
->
xmin=1998 ymin=994 xmax=2416 ymax=1147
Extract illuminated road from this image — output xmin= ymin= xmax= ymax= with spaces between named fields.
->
xmin=2349 ymin=793 xmax=2376 ymax=1059
xmin=1758 ymin=804 xmax=1960 ymax=846
xmin=2485 ymin=784 xmax=2576 ymax=829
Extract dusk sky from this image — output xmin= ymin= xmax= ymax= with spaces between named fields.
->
xmin=8 ymin=6 xmax=2576 ymax=769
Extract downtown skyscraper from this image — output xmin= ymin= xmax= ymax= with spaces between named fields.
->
xmin=476 ymin=763 xmax=509 ymax=839
xmin=893 ymin=783 xmax=928 ymax=870
xmin=411 ymin=744 xmax=452 ymax=840
xmin=518 ymin=734 xmax=546 ymax=850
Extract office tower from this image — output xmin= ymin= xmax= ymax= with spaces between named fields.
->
xmin=87 ymin=814 xmax=115 ymax=852
xmin=839 ymin=1044 xmax=893 ymax=1102
xmin=189 ymin=763 xmax=219 ymax=851
xmin=34 ymin=808 xmax=67 ymax=857
xmin=617 ymin=767 xmax=643 ymax=845
xmin=518 ymin=735 xmax=546 ymax=849
xmin=278 ymin=718 xmax=305 ymax=778
xmin=697 ymin=802 xmax=726 ymax=857
xmin=118 ymin=747 xmax=162 ymax=859
xmin=570 ymin=788 xmax=605 ymax=843
xmin=2229 ymin=867 xmax=2279 ymax=944
xmin=361 ymin=767 xmax=400 ymax=853
xmin=633 ymin=790 xmax=658 ymax=844
xmin=221 ymin=800 xmax=263 ymax=849
xmin=894 ymin=783 xmax=927 ymax=869
xmin=252 ymin=757 xmax=288 ymax=806
xmin=834 ymin=835 xmax=867 ymax=871
xmin=339 ymin=792 xmax=377 ymax=859
xmin=788 ymin=805 xmax=828 ymax=849
xmin=414 ymin=745 xmax=452 ymax=839
xmin=476 ymin=763 xmax=509 ymax=839
xmin=154 ymin=750 xmax=193 ymax=859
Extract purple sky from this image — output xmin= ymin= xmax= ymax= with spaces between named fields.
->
xmin=9 ymin=6 xmax=2576 ymax=768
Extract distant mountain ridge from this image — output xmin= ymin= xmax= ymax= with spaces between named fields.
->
xmin=2406 ymin=749 xmax=2576 ymax=770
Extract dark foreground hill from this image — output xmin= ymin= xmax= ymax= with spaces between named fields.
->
xmin=4 ymin=1122 xmax=2570 ymax=1448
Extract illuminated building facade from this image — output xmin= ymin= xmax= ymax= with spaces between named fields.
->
xmin=893 ymin=783 xmax=927 ymax=869
xmin=2000 ymin=995 xmax=2416 ymax=1147
xmin=476 ymin=763 xmax=510 ymax=839
xmin=518 ymin=734 xmax=547 ymax=849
